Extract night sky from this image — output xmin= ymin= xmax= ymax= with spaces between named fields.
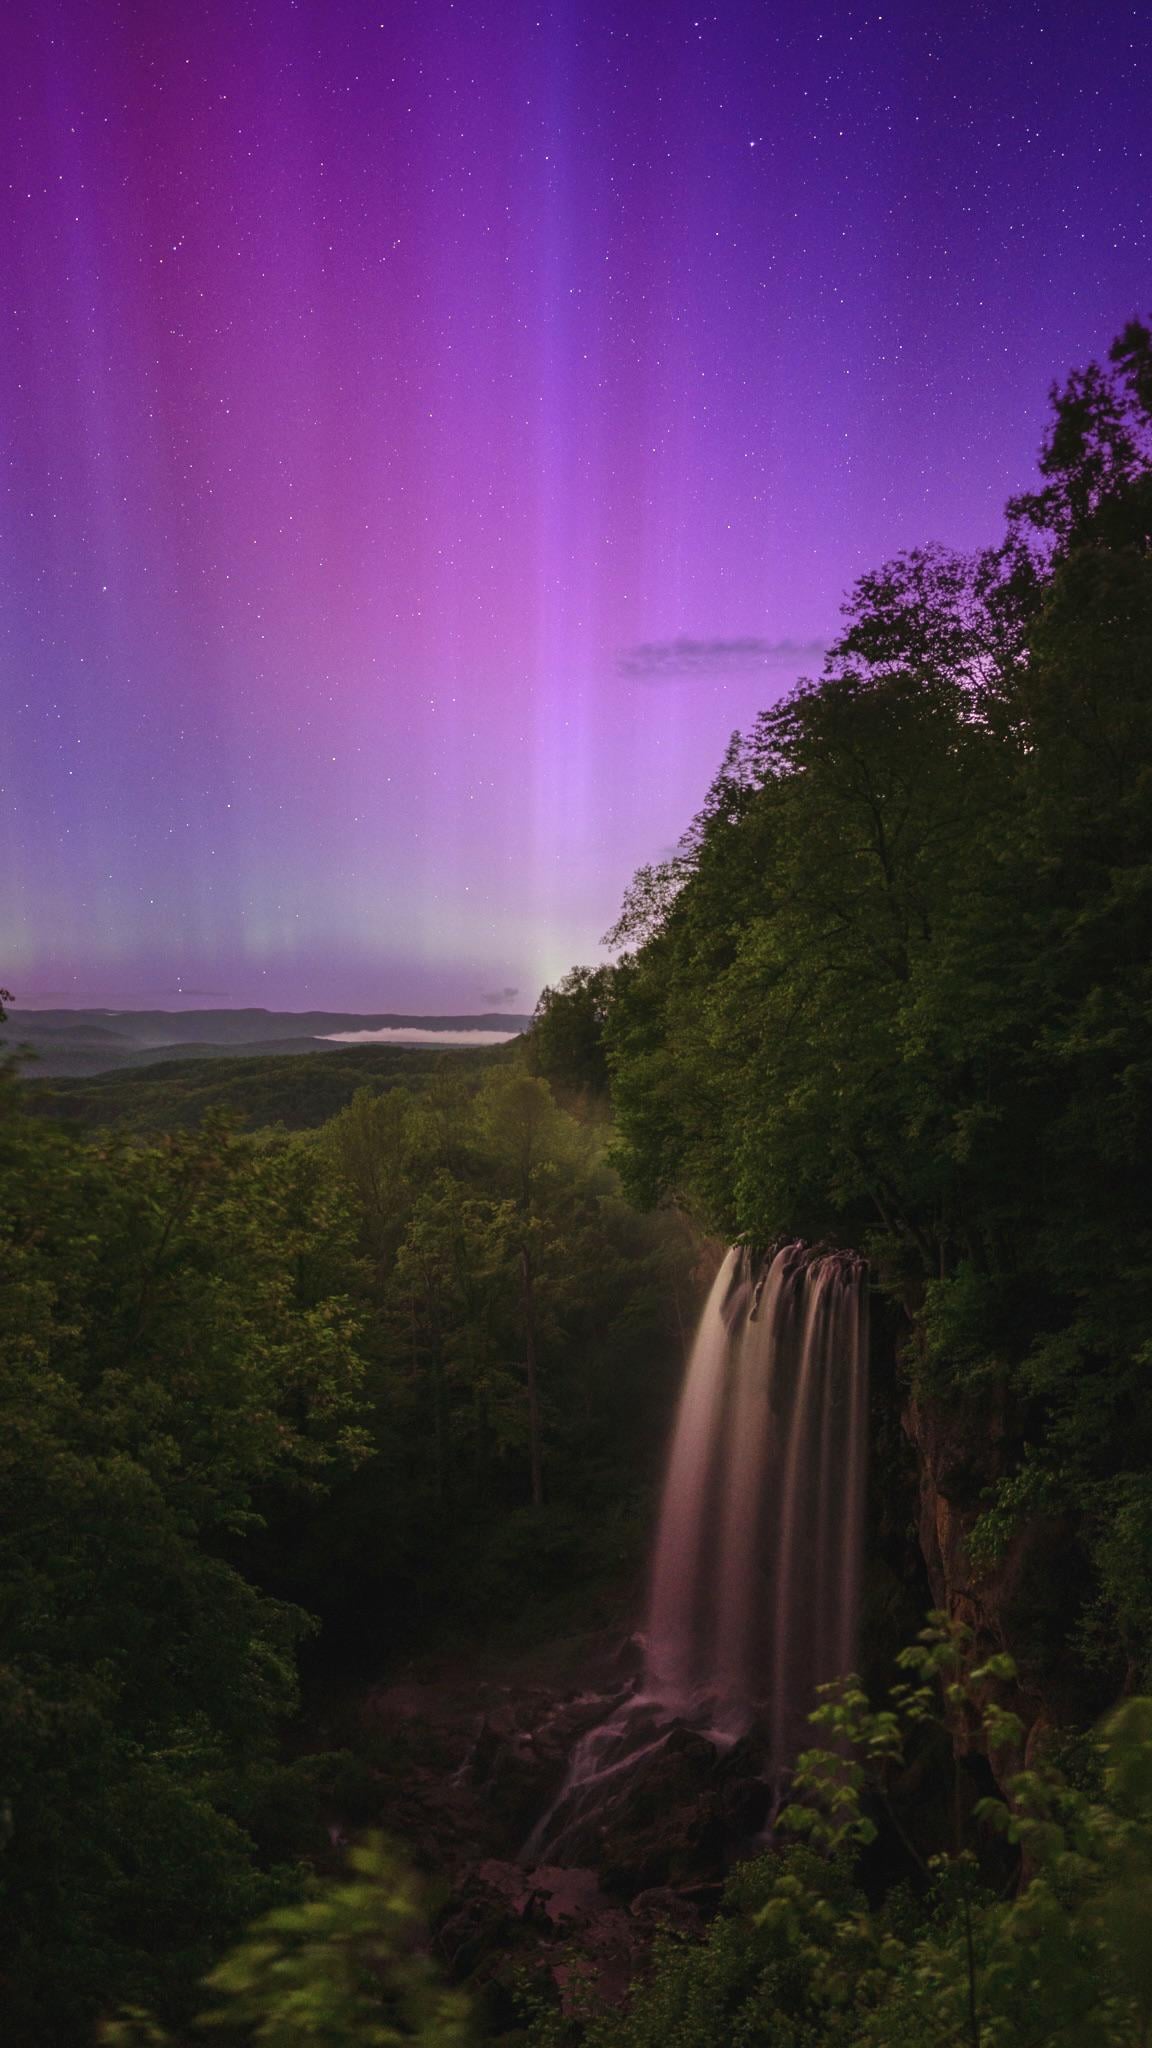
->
xmin=3 ymin=1 xmax=1149 ymax=1011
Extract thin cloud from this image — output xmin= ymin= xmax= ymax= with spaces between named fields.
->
xmin=481 ymin=986 xmax=520 ymax=1005
xmin=619 ymin=636 xmax=828 ymax=680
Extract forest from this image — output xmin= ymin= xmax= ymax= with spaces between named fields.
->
xmin=3 ymin=319 xmax=1152 ymax=2045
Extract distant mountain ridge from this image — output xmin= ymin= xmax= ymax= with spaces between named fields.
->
xmin=4 ymin=1007 xmax=531 ymax=1078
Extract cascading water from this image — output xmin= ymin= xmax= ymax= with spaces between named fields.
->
xmin=647 ymin=1242 xmax=869 ymax=1759
xmin=523 ymin=1242 xmax=868 ymax=1863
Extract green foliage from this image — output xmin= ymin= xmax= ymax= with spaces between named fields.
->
xmin=0 ymin=1031 xmax=691 ymax=2036
xmin=572 ymin=1849 xmax=873 ymax=2048
xmin=12 ymin=322 xmax=1152 ymax=2047
xmin=305 ymin=1067 xmax=693 ymax=1637
xmin=101 ymin=1839 xmax=472 ymax=2047
xmin=601 ymin=319 xmax=1152 ymax=1671
xmin=25 ymin=1043 xmax=505 ymax=1135
xmin=560 ymin=1625 xmax=1152 ymax=2048
xmin=780 ymin=1614 xmax=1023 ymax=1862
xmin=0 ymin=1090 xmax=371 ymax=2040
xmin=528 ymin=967 xmax=615 ymax=1100
xmin=1009 ymin=317 xmax=1152 ymax=551
xmin=196 ymin=1836 xmax=472 ymax=2045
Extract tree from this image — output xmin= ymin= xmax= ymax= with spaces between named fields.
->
xmin=322 ymin=1084 xmax=420 ymax=1274
xmin=1009 ymin=318 xmax=1152 ymax=553
xmin=528 ymin=967 xmax=615 ymax=1100
xmin=286 ymin=1062 xmax=691 ymax=1651
xmin=100 ymin=1839 xmax=472 ymax=2048
xmin=473 ymin=1071 xmax=593 ymax=1506
xmin=0 ymin=1105 xmax=370 ymax=2040
xmin=561 ymin=1624 xmax=1152 ymax=2048
xmin=602 ymin=318 xmax=1152 ymax=1683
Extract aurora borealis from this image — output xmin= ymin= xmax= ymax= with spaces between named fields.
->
xmin=3 ymin=0 xmax=1150 ymax=1011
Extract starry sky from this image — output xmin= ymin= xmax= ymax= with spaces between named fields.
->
xmin=2 ymin=0 xmax=1150 ymax=1011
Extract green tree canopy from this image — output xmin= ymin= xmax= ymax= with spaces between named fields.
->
xmin=601 ymin=319 xmax=1152 ymax=1676
xmin=0 ymin=1094 xmax=370 ymax=2040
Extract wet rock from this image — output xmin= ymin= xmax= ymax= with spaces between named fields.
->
xmin=472 ymin=1690 xmax=635 ymax=1845
xmin=599 ymin=1789 xmax=728 ymax=1892
xmin=536 ymin=1724 xmax=736 ymax=1890
xmin=719 ymin=1770 xmax=772 ymax=1835
xmin=331 ymin=1639 xmax=772 ymax=2017
xmin=524 ymin=1863 xmax=603 ymax=1926
xmin=480 ymin=1731 xmax=567 ymax=1837
xmin=465 ymin=1720 xmax=503 ymax=1787
xmin=902 ymin=1389 xmax=1122 ymax=1786
xmin=434 ymin=1873 xmax=522 ymax=1979
xmin=434 ymin=1854 xmax=645 ymax=2023
xmin=629 ymin=1885 xmax=703 ymax=1935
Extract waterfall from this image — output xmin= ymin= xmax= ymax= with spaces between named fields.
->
xmin=646 ymin=1242 xmax=868 ymax=1761
xmin=522 ymin=1242 xmax=868 ymax=1862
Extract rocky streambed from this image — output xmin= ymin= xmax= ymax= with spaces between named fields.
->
xmin=316 ymin=1629 xmax=773 ymax=2026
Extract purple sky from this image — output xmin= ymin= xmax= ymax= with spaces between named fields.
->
xmin=2 ymin=0 xmax=1150 ymax=1011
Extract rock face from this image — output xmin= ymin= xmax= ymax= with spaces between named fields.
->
xmin=430 ymin=1704 xmax=761 ymax=2024
xmin=535 ymin=1721 xmax=770 ymax=1893
xmin=435 ymin=1860 xmax=645 ymax=2024
xmin=902 ymin=1384 xmax=1122 ymax=1765
xmin=368 ymin=1674 xmax=765 ymax=1880
xmin=903 ymin=1387 xmax=1011 ymax=1650
xmin=332 ymin=1637 xmax=744 ymax=2017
